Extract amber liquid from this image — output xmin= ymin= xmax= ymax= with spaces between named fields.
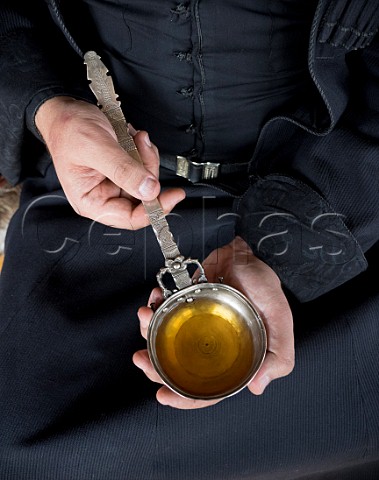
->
xmin=155 ymin=298 xmax=255 ymax=397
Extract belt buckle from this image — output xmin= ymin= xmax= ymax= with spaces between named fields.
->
xmin=176 ymin=156 xmax=220 ymax=182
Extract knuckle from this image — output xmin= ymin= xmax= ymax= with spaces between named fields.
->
xmin=278 ymin=355 xmax=295 ymax=376
xmin=113 ymin=161 xmax=133 ymax=186
xmin=152 ymin=144 xmax=159 ymax=156
xmin=70 ymin=201 xmax=82 ymax=217
xmin=74 ymin=204 xmax=91 ymax=221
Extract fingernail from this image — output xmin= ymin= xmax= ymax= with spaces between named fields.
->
xmin=127 ymin=123 xmax=138 ymax=136
xmin=144 ymin=133 xmax=152 ymax=147
xmin=259 ymin=375 xmax=271 ymax=393
xmin=140 ymin=316 xmax=149 ymax=330
xmin=139 ymin=177 xmax=157 ymax=197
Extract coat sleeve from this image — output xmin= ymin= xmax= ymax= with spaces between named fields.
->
xmin=0 ymin=0 xmax=95 ymax=185
xmin=236 ymin=32 xmax=379 ymax=302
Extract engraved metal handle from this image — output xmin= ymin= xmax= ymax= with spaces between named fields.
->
xmin=84 ymin=51 xmax=203 ymax=294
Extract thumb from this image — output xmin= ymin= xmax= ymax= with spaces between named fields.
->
xmin=132 ymin=130 xmax=160 ymax=179
xmin=93 ymin=130 xmax=161 ymax=201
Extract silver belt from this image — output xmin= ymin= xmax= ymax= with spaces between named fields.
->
xmin=159 ymin=154 xmax=250 ymax=183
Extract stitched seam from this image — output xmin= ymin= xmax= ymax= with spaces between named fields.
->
xmin=240 ymin=174 xmax=368 ymax=274
xmin=263 ymin=174 xmax=368 ymax=267
xmin=308 ymin=0 xmax=335 ymax=129
xmin=325 ymin=21 xmax=377 ymax=38
xmin=324 ymin=39 xmax=376 ymax=50
xmin=318 ymin=0 xmax=335 ymax=36
xmin=49 ymin=0 xmax=83 ymax=57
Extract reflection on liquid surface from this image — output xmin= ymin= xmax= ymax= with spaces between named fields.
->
xmin=156 ymin=298 xmax=255 ymax=397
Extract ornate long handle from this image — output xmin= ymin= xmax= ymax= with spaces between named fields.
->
xmin=84 ymin=50 xmax=194 ymax=292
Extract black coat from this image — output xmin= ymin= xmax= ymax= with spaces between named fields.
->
xmin=0 ymin=0 xmax=378 ymax=302
xmin=0 ymin=2 xmax=379 ymax=479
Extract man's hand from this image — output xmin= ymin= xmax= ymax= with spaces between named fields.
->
xmin=35 ymin=96 xmax=185 ymax=229
xmin=133 ymin=236 xmax=294 ymax=409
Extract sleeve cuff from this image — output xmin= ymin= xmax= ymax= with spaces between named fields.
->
xmin=25 ymin=86 xmax=96 ymax=141
xmin=236 ymin=174 xmax=368 ymax=302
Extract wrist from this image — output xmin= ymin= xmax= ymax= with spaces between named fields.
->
xmin=230 ymin=235 xmax=253 ymax=254
xmin=35 ymin=96 xmax=88 ymax=145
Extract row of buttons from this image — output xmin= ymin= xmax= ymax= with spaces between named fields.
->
xmin=171 ymin=2 xmax=199 ymax=152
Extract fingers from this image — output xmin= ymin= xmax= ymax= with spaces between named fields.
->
xmin=90 ymin=130 xmax=161 ymax=202
xmin=132 ymin=130 xmax=160 ymax=179
xmin=135 ymin=291 xmax=221 ymax=410
xmin=156 ymin=387 xmax=221 ymax=410
xmin=147 ymin=287 xmax=165 ymax=310
xmin=39 ymin=98 xmax=160 ymax=201
xmin=247 ymin=349 xmax=295 ymax=395
xmin=132 ymin=350 xmax=221 ymax=410
xmin=133 ymin=350 xmax=163 ymax=384
xmin=200 ymin=238 xmax=295 ymax=396
xmin=76 ymin=127 xmax=185 ymax=228
xmin=248 ymin=294 xmax=294 ymax=395
xmin=137 ymin=287 xmax=163 ymax=338
xmin=38 ymin=98 xmax=186 ymax=229
xmin=78 ymin=185 xmax=186 ymax=230
xmin=137 ymin=306 xmax=152 ymax=339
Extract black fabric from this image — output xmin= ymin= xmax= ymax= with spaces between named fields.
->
xmin=0 ymin=0 xmax=96 ymax=184
xmin=72 ymin=0 xmax=317 ymax=163
xmin=318 ymin=0 xmax=379 ymax=50
xmin=0 ymin=165 xmax=378 ymax=479
xmin=0 ymin=0 xmax=378 ymax=301
xmin=236 ymin=175 xmax=367 ymax=302
xmin=236 ymin=7 xmax=379 ymax=301
xmin=0 ymin=0 xmax=379 ymax=478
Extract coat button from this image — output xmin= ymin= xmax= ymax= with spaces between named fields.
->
xmin=174 ymin=51 xmax=193 ymax=63
xmin=177 ymin=87 xmax=194 ymax=98
xmin=185 ymin=124 xmax=197 ymax=134
xmin=170 ymin=3 xmax=190 ymax=19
